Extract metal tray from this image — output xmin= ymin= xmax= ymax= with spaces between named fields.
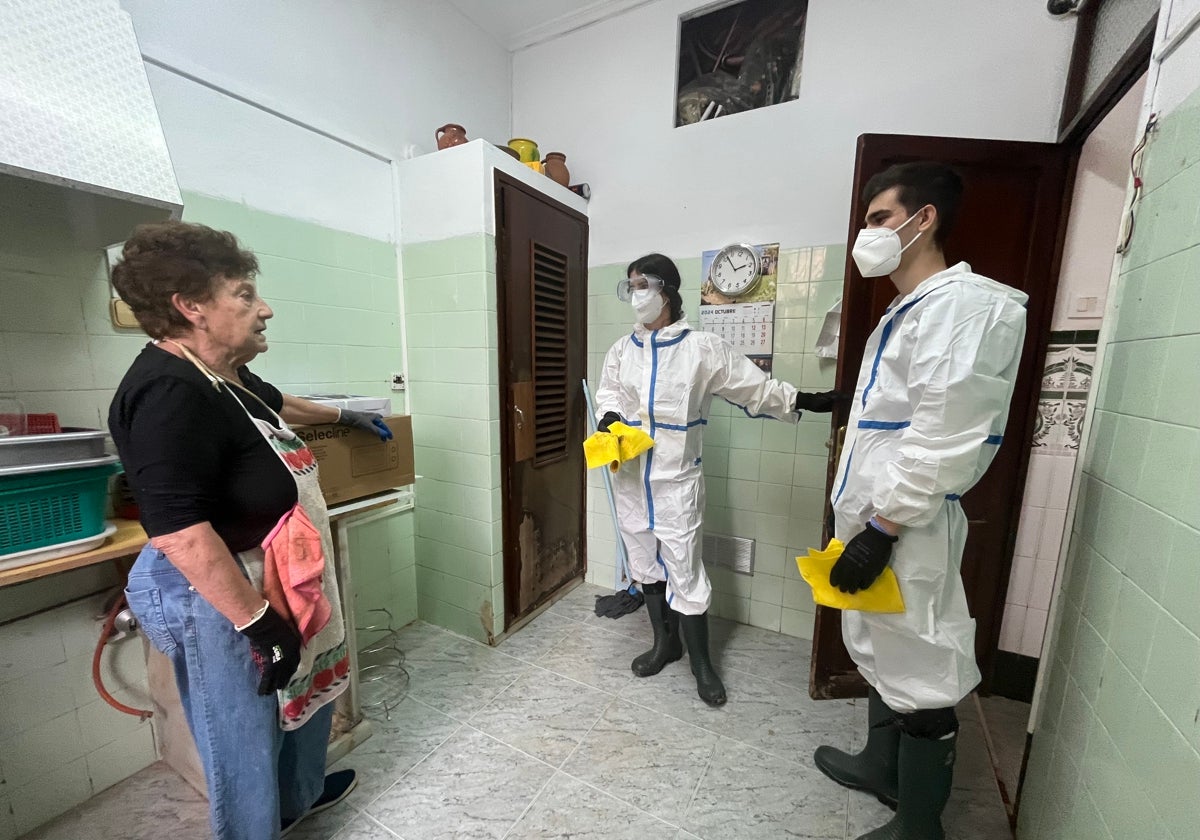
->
xmin=0 ymin=429 xmax=109 ymax=469
xmin=0 ymin=453 xmax=118 ymax=478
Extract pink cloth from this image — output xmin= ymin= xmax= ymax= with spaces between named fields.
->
xmin=262 ymin=504 xmax=331 ymax=644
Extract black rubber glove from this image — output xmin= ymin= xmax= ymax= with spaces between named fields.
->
xmin=830 ymin=522 xmax=898 ymax=594
xmin=597 ymin=411 xmax=622 ymax=433
xmin=336 ymin=409 xmax=393 ymax=440
xmin=795 ymin=391 xmax=850 ymax=414
xmin=239 ymin=606 xmax=302 ymax=695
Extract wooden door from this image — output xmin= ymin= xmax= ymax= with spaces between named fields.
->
xmin=496 ymin=172 xmax=589 ymax=626
xmin=811 ymin=135 xmax=1075 ymax=699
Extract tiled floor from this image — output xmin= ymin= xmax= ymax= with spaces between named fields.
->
xmin=24 ymin=583 xmax=1013 ymax=840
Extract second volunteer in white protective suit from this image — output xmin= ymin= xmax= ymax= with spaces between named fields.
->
xmin=814 ymin=163 xmax=1027 ymax=840
xmin=595 ymin=253 xmax=843 ymax=706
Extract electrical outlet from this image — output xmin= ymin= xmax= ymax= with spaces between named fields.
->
xmin=390 ymin=372 xmax=406 ymax=391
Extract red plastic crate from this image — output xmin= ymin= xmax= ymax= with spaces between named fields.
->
xmin=0 ymin=413 xmax=61 ymax=435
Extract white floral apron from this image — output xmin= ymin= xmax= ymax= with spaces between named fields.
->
xmin=168 ymin=342 xmax=350 ymax=730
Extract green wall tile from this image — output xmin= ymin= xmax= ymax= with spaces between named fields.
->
xmin=418 ymin=595 xmax=488 ymax=643
xmin=748 ymin=599 xmax=782 ymax=632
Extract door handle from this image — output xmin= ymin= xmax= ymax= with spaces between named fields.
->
xmin=514 ymin=405 xmax=525 ymax=429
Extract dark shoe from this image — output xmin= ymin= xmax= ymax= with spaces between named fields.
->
xmin=678 ymin=612 xmax=726 ymax=706
xmin=631 ymin=581 xmax=683 ymax=677
xmin=857 ymin=732 xmax=956 ymax=840
xmin=814 ymin=687 xmax=899 ymax=809
xmin=280 ymin=769 xmax=358 ymax=836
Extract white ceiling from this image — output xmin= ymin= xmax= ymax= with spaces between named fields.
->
xmin=447 ymin=0 xmax=656 ymax=51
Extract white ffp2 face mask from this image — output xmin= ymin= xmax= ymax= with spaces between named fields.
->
xmin=851 ymin=210 xmax=924 ymax=277
xmin=631 ymin=289 xmax=665 ymax=324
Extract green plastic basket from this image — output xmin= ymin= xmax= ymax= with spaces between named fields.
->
xmin=0 ymin=462 xmax=117 ymax=556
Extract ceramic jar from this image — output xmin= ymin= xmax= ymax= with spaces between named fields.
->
xmin=542 ymin=152 xmax=570 ymax=186
xmin=436 ymin=124 xmax=468 ymax=150
xmin=508 ymin=137 xmax=539 ymax=163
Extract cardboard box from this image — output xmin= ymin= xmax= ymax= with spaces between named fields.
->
xmin=294 ymin=415 xmax=414 ymax=505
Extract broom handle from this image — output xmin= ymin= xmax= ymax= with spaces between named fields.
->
xmin=581 ymin=379 xmax=634 ymax=591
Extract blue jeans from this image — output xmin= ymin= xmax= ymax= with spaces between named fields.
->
xmin=125 ymin=545 xmax=332 ymax=840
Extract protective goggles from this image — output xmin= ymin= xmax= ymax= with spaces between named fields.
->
xmin=616 ymin=274 xmax=665 ymax=302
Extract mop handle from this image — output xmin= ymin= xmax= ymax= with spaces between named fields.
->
xmin=581 ymin=379 xmax=634 ymax=590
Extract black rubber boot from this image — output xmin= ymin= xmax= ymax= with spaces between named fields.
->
xmin=857 ymin=731 xmax=956 ymax=840
xmin=813 ymin=687 xmax=899 ymax=809
xmin=631 ymin=581 xmax=682 ymax=677
xmin=678 ymin=612 xmax=726 ymax=706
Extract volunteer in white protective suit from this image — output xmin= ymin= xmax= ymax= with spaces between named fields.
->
xmin=813 ymin=163 xmax=1027 ymax=840
xmin=595 ymin=253 xmax=843 ymax=706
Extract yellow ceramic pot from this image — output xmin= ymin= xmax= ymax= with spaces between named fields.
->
xmin=508 ymin=137 xmax=539 ymax=163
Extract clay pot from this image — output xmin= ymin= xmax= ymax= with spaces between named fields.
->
xmin=508 ymin=137 xmax=539 ymax=163
xmin=435 ymin=123 xmax=468 ymax=150
xmin=542 ymin=152 xmax=570 ymax=186
xmin=499 ymin=145 xmax=520 ymax=160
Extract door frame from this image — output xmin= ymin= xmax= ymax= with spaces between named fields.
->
xmin=494 ymin=171 xmax=590 ymax=627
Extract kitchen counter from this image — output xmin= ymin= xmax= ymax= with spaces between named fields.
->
xmin=0 ymin=517 xmax=146 ymax=588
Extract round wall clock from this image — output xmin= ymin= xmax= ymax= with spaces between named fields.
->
xmin=709 ymin=243 xmax=762 ymax=296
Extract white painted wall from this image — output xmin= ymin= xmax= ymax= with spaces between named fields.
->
xmin=145 ymin=64 xmax=396 ymax=241
xmin=120 ymin=0 xmax=512 ymax=161
xmin=512 ymin=0 xmax=1076 ymax=265
xmin=1051 ymin=74 xmax=1147 ymax=329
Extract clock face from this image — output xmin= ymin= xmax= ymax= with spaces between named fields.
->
xmin=709 ymin=244 xmax=761 ymax=296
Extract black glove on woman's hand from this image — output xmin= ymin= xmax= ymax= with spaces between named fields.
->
xmin=336 ymin=409 xmax=393 ymax=441
xmin=830 ymin=523 xmax=898 ymax=594
xmin=597 ymin=411 xmax=623 ymax=433
xmin=795 ymin=391 xmax=851 ymax=414
xmin=239 ymin=606 xmax=302 ymax=695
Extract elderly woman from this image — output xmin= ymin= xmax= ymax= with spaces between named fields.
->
xmin=108 ymin=222 xmax=389 ymax=839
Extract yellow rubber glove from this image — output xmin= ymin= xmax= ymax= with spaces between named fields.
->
xmin=796 ymin=538 xmax=906 ymax=613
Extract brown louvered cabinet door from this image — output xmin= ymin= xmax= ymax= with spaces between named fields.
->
xmin=496 ymin=173 xmax=588 ymax=626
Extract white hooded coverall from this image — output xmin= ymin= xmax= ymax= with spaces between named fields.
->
xmin=832 ymin=263 xmax=1027 ymax=712
xmin=596 ymin=318 xmax=799 ymax=615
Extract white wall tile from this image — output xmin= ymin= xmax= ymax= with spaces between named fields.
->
xmin=1022 ymin=608 xmax=1049 ymax=658
xmin=1007 ymin=554 xmax=1036 ymax=607
xmin=1030 ymin=560 xmax=1059 ymax=612
xmin=1040 ymin=508 xmax=1068 ymax=562
xmin=1000 ymin=604 xmax=1027 ymax=652
xmin=1047 ymin=454 xmax=1078 ymax=510
xmin=1015 ymin=506 xmax=1045 ymax=559
xmin=1024 ymin=453 xmax=1054 ymax=508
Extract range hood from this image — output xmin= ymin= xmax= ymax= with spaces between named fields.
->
xmin=0 ymin=0 xmax=182 ymax=248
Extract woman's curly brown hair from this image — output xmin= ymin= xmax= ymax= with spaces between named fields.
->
xmin=111 ymin=221 xmax=259 ymax=339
